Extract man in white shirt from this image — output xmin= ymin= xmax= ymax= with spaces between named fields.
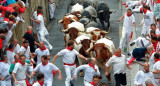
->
xmin=12 ymin=38 xmax=21 ymax=54
xmin=141 ymin=5 xmax=154 ymax=37
xmin=30 ymin=8 xmax=53 ymax=50
xmin=52 ymin=40 xmax=87 ymax=86
xmin=18 ymin=40 xmax=31 ymax=61
xmin=145 ymin=78 xmax=154 ymax=86
xmin=0 ymin=55 xmax=12 ymax=86
xmin=73 ymin=58 xmax=100 ymax=86
xmin=12 ymin=55 xmax=31 ymax=86
xmin=6 ymin=43 xmax=15 ymax=65
xmin=152 ymin=53 xmax=160 ymax=86
xmin=32 ymin=73 xmax=45 ymax=86
xmin=118 ymin=8 xmax=136 ymax=52
xmin=32 ymin=55 xmax=62 ymax=86
xmin=134 ymin=63 xmax=156 ymax=86
xmin=33 ymin=41 xmax=50 ymax=64
xmin=48 ymin=0 xmax=55 ymax=20
xmin=105 ymin=49 xmax=131 ymax=86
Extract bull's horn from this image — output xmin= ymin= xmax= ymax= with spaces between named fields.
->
xmin=77 ymin=14 xmax=81 ymax=17
xmin=58 ymin=20 xmax=63 ymax=23
xmin=86 ymin=46 xmax=94 ymax=54
xmin=85 ymin=31 xmax=92 ymax=34
xmin=105 ymin=36 xmax=112 ymax=40
xmin=83 ymin=16 xmax=86 ymax=18
xmin=61 ymin=29 xmax=69 ymax=33
xmin=84 ymin=22 xmax=88 ymax=25
xmin=91 ymin=40 xmax=96 ymax=43
xmin=71 ymin=18 xmax=76 ymax=22
xmin=101 ymin=31 xmax=109 ymax=34
xmin=75 ymin=40 xmax=80 ymax=45
xmin=98 ymin=10 xmax=104 ymax=13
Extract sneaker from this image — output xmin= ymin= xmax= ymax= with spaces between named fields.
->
xmin=49 ymin=45 xmax=53 ymax=50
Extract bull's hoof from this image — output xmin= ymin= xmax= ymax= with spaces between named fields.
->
xmin=79 ymin=71 xmax=84 ymax=77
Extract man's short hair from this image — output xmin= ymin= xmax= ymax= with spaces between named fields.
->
xmin=12 ymin=12 xmax=18 ymax=17
xmin=37 ymin=8 xmax=42 ymax=14
xmin=154 ymin=53 xmax=159 ymax=59
xmin=23 ymin=40 xmax=29 ymax=44
xmin=99 ymin=82 xmax=107 ymax=86
xmin=1 ymin=55 xmax=7 ymax=61
xmin=93 ymin=75 xmax=100 ymax=79
xmin=151 ymin=24 xmax=156 ymax=27
xmin=68 ymin=40 xmax=74 ymax=47
xmin=37 ymin=73 xmax=44 ymax=80
xmin=19 ymin=54 xmax=26 ymax=59
xmin=41 ymin=55 xmax=48 ymax=60
xmin=151 ymin=35 xmax=157 ymax=41
xmin=143 ymin=5 xmax=148 ymax=9
xmin=127 ymin=8 xmax=132 ymax=11
xmin=8 ymin=43 xmax=15 ymax=49
xmin=38 ymin=6 xmax=42 ymax=10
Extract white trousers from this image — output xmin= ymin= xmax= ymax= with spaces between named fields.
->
xmin=126 ymin=1 xmax=139 ymax=8
xmin=155 ymin=79 xmax=160 ymax=86
xmin=132 ymin=6 xmax=143 ymax=13
xmin=49 ymin=2 xmax=55 ymax=19
xmin=141 ymin=24 xmax=150 ymax=36
xmin=37 ymin=29 xmax=52 ymax=49
xmin=83 ymin=80 xmax=92 ymax=86
xmin=1 ymin=80 xmax=11 ymax=86
xmin=44 ymin=80 xmax=53 ymax=86
xmin=15 ymin=80 xmax=26 ymax=86
xmin=64 ymin=65 xmax=76 ymax=86
xmin=119 ymin=29 xmax=132 ymax=48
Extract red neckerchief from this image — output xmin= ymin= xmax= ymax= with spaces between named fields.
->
xmin=37 ymin=13 xmax=43 ymax=16
xmin=157 ymin=0 xmax=160 ymax=3
xmin=149 ymin=84 xmax=154 ymax=86
xmin=7 ymin=48 xmax=14 ymax=52
xmin=150 ymin=50 xmax=155 ymax=57
xmin=39 ymin=46 xmax=47 ymax=51
xmin=37 ymin=80 xmax=44 ymax=86
xmin=52 ymin=70 xmax=58 ymax=77
xmin=140 ymin=7 xmax=143 ymax=13
xmin=90 ymin=81 xmax=96 ymax=86
xmin=27 ymin=30 xmax=32 ymax=34
xmin=114 ymin=53 xmax=121 ymax=57
xmin=126 ymin=13 xmax=132 ymax=17
xmin=153 ymin=41 xmax=158 ymax=51
xmin=3 ymin=18 xmax=9 ymax=22
xmin=18 ymin=60 xmax=25 ymax=65
xmin=42 ymin=61 xmax=48 ymax=66
xmin=22 ymin=44 xmax=28 ymax=50
xmin=0 ymin=61 xmax=5 ymax=62
xmin=155 ymin=59 xmax=160 ymax=63
xmin=143 ymin=9 xmax=148 ymax=14
xmin=66 ymin=47 xmax=73 ymax=51
xmin=88 ymin=63 xmax=96 ymax=71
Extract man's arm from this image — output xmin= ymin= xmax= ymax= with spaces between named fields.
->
xmin=78 ymin=54 xmax=87 ymax=61
xmin=12 ymin=72 xmax=18 ymax=85
xmin=30 ymin=17 xmax=41 ymax=24
xmin=73 ymin=65 xmax=86 ymax=79
xmin=57 ymin=69 xmax=62 ymax=80
xmin=0 ymin=74 xmax=4 ymax=81
xmin=48 ymin=0 xmax=53 ymax=4
xmin=152 ymin=69 xmax=160 ymax=74
xmin=105 ymin=57 xmax=113 ymax=76
xmin=52 ymin=54 xmax=58 ymax=64
xmin=118 ymin=15 xmax=124 ymax=22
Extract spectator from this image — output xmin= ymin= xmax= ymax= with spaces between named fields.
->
xmin=134 ymin=63 xmax=156 ymax=86
xmin=0 ymin=55 xmax=12 ymax=86
xmin=154 ymin=0 xmax=160 ymax=29
xmin=48 ymin=0 xmax=55 ymax=20
xmin=0 ymin=33 xmax=5 ymax=57
xmin=105 ymin=49 xmax=131 ymax=86
xmin=32 ymin=73 xmax=45 ymax=86
xmin=89 ymin=75 xmax=100 ymax=86
xmin=10 ymin=38 xmax=20 ymax=54
xmin=6 ymin=43 xmax=15 ymax=65
xmin=73 ymin=58 xmax=100 ymax=86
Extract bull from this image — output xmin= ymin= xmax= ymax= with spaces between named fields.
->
xmin=71 ymin=3 xmax=84 ymax=18
xmin=83 ymin=0 xmax=98 ymax=9
xmin=97 ymin=1 xmax=115 ymax=31
xmin=86 ymin=38 xmax=115 ymax=81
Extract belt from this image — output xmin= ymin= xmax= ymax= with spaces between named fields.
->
xmin=63 ymin=62 xmax=76 ymax=66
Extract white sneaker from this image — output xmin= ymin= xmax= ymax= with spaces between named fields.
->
xmin=49 ymin=45 xmax=53 ymax=50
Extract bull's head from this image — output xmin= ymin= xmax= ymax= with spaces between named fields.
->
xmin=58 ymin=17 xmax=76 ymax=29
xmin=81 ymin=39 xmax=91 ymax=50
xmin=86 ymin=43 xmax=112 ymax=63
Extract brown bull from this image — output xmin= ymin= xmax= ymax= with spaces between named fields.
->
xmin=87 ymin=43 xmax=112 ymax=80
xmin=59 ymin=15 xmax=79 ymax=30
xmin=79 ymin=39 xmax=92 ymax=57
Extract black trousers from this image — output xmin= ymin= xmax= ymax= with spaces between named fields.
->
xmin=114 ymin=73 xmax=127 ymax=86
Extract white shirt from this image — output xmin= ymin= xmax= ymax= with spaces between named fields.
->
xmin=149 ymin=52 xmax=156 ymax=69
xmin=37 ymin=15 xmax=46 ymax=30
xmin=14 ymin=44 xmax=20 ymax=54
xmin=32 ymin=82 xmax=41 ymax=86
xmin=6 ymin=50 xmax=15 ymax=65
xmin=34 ymin=63 xmax=59 ymax=81
xmin=105 ymin=54 xmax=128 ymax=75
xmin=123 ymin=13 xmax=135 ymax=31
xmin=143 ymin=10 xmax=154 ymax=26
xmin=57 ymin=49 xmax=79 ymax=64
xmin=35 ymin=48 xmax=50 ymax=64
xmin=133 ymin=37 xmax=150 ymax=48
xmin=0 ymin=62 xmax=11 ymax=80
xmin=152 ymin=61 xmax=160 ymax=78
xmin=18 ymin=46 xmax=30 ymax=60
xmin=13 ymin=62 xmax=29 ymax=80
xmin=134 ymin=70 xmax=155 ymax=86
xmin=74 ymin=64 xmax=100 ymax=82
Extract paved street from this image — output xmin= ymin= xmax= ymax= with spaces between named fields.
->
xmin=47 ymin=0 xmax=143 ymax=86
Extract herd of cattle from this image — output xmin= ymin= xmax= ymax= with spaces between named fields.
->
xmin=58 ymin=0 xmax=116 ymax=80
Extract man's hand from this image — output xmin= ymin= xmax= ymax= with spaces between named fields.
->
xmin=139 ymin=23 xmax=143 ymax=27
xmin=127 ymin=66 xmax=132 ymax=70
xmin=118 ymin=18 xmax=121 ymax=22
xmin=57 ymin=75 xmax=62 ymax=80
xmin=15 ymin=80 xmax=18 ymax=85
xmin=132 ymin=23 xmax=136 ymax=27
xmin=0 ymin=78 xmax=5 ymax=81
xmin=105 ymin=72 xmax=109 ymax=76
xmin=73 ymin=75 xmax=77 ymax=79
xmin=138 ymin=84 xmax=143 ymax=86
xmin=30 ymin=17 xmax=34 ymax=21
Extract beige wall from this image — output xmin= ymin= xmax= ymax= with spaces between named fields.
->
xmin=13 ymin=0 xmax=59 ymax=44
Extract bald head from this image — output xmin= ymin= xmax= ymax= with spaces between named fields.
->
xmin=39 ymin=41 xmax=45 ymax=48
xmin=28 ymin=26 xmax=33 ymax=31
xmin=115 ymin=49 xmax=121 ymax=57
xmin=90 ymin=58 xmax=96 ymax=65
xmin=143 ymin=63 xmax=149 ymax=72
xmin=147 ymin=46 xmax=153 ymax=53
